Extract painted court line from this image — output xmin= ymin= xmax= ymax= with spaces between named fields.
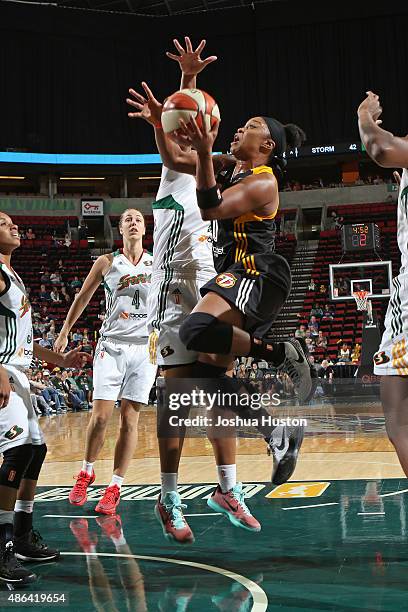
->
xmin=42 ymin=515 xmax=99 ymax=519
xmin=184 ymin=513 xmax=222 ymax=517
xmin=380 ymin=488 xmax=408 ymax=498
xmin=62 ymin=552 xmax=268 ymax=611
xmin=357 ymin=512 xmax=385 ymax=515
xmin=282 ymin=502 xmax=339 ymax=511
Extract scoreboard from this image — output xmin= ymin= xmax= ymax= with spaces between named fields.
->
xmin=341 ymin=223 xmax=381 ymax=253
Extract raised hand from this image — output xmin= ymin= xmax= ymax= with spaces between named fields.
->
xmin=175 ymin=113 xmax=219 ymax=155
xmin=126 ymin=82 xmax=163 ymax=126
xmin=358 ymin=91 xmax=383 ymax=122
xmin=166 ymin=37 xmax=217 ymax=77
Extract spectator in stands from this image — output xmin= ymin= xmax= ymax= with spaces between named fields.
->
xmin=330 ymin=211 xmax=343 ymax=230
xmin=336 ymin=276 xmax=348 ymax=296
xmin=64 ymin=233 xmax=72 ymax=248
xmin=39 ymin=284 xmax=50 ymax=302
xmin=60 ymin=286 xmax=71 ymax=303
xmin=71 ymin=275 xmax=82 ymax=290
xmin=318 ymin=359 xmax=334 ymax=380
xmin=46 ymin=321 xmax=57 ymax=343
xmin=61 ymin=370 xmax=87 ymax=411
xmin=337 ymin=342 xmax=351 ymax=363
xmin=310 ymin=303 xmax=324 ymax=319
xmin=42 ymin=370 xmax=68 ymax=411
xmin=72 ymin=330 xmax=83 ymax=343
xmin=308 ymin=315 xmax=319 ymax=336
xmin=322 ymin=303 xmax=335 ymax=320
xmin=50 ymin=271 xmax=62 ymax=286
xmin=40 ymin=269 xmax=50 ymax=284
xmin=75 ymin=369 xmax=93 ymax=404
xmin=26 ymin=228 xmax=36 ymax=240
xmin=50 ymin=288 xmax=61 ymax=303
xmin=78 ymin=220 xmax=88 ymax=240
xmin=81 ymin=339 xmax=93 ymax=355
xmin=39 ymin=332 xmax=52 ymax=348
xmin=73 ymin=287 xmax=81 ymax=300
xmin=316 ymin=330 xmax=327 ymax=348
xmin=319 ymin=284 xmax=327 ymax=294
xmin=295 ymin=324 xmax=307 ymax=339
xmin=30 ymin=371 xmax=65 ymax=413
xmin=57 ymin=258 xmax=65 ymax=272
xmin=305 ymin=330 xmax=315 ymax=353
xmin=308 ymin=279 xmax=316 ymax=291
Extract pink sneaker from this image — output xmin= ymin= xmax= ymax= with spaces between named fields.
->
xmin=69 ymin=470 xmax=95 ymax=506
xmin=207 ymin=483 xmax=261 ymax=532
xmin=154 ymin=492 xmax=195 ymax=544
xmin=95 ymin=485 xmax=121 ymax=515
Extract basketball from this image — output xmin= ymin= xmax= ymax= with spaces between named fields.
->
xmin=161 ymin=88 xmax=221 ymax=134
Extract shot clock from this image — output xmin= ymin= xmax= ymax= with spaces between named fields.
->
xmin=341 ymin=223 xmax=380 ymax=253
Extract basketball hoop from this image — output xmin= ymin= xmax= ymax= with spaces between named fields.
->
xmin=352 ymin=290 xmax=370 ymax=311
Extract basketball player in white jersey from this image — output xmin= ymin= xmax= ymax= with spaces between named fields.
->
xmin=127 ymin=38 xmax=309 ymax=543
xmin=0 ymin=211 xmax=89 ymax=584
xmin=54 ymin=209 xmax=156 ymax=515
xmin=359 ymin=91 xmax=408 ymax=477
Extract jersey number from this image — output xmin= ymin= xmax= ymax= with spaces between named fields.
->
xmin=132 ymin=290 xmax=140 ymax=309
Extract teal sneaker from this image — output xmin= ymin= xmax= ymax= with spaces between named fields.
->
xmin=154 ymin=491 xmax=195 ymax=544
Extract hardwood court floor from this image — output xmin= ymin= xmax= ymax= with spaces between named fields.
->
xmin=38 ymin=407 xmax=405 ymax=487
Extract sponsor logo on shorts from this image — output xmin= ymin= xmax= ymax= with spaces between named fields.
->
xmin=213 ymin=247 xmax=224 ymax=256
xmin=8 ymin=470 xmax=16 ymax=482
xmin=4 ymin=425 xmax=24 ymax=441
xmin=216 ymin=272 xmax=237 ymax=289
xmin=172 ymin=289 xmax=182 ymax=304
xmin=161 ymin=346 xmax=175 ymax=358
xmin=17 ymin=347 xmax=34 ymax=358
xmin=373 ymin=351 xmax=390 ymax=365
xmin=19 ymin=295 xmax=30 ymax=318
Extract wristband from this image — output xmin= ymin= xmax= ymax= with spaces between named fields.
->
xmin=196 ymin=185 xmax=223 ymax=210
xmin=154 ymin=122 xmax=163 ymax=129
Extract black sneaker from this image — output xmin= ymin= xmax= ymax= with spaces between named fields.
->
xmin=268 ymin=424 xmax=305 ymax=485
xmin=14 ymin=530 xmax=60 ymax=562
xmin=0 ymin=540 xmax=37 ymax=584
xmin=277 ymin=339 xmax=314 ymax=402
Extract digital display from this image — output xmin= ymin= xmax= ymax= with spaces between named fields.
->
xmin=341 ymin=224 xmax=380 ymax=253
xmin=285 ymin=142 xmax=362 ymax=159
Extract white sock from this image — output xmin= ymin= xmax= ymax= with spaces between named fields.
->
xmin=82 ymin=460 xmax=94 ymax=476
xmin=109 ymin=475 xmax=124 ymax=489
xmin=14 ymin=500 xmax=34 ymax=514
xmin=160 ymin=473 xmax=178 ymax=501
xmin=217 ymin=464 xmax=237 ymax=493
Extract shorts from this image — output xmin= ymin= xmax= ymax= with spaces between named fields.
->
xmin=0 ymin=365 xmax=44 ymax=454
xmin=93 ymin=338 xmax=157 ymax=403
xmin=147 ymin=270 xmax=215 ymax=366
xmin=374 ymin=275 xmax=408 ymax=375
xmin=200 ymin=253 xmax=291 ymax=338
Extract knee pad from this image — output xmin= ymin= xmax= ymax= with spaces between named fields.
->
xmin=179 ymin=313 xmax=233 ymax=355
xmin=23 ymin=444 xmax=47 ymax=481
xmin=0 ymin=444 xmax=33 ymax=490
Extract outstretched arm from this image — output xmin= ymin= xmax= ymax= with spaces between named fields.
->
xmin=358 ymin=91 xmax=408 ymax=167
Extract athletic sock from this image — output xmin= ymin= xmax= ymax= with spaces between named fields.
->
xmin=13 ymin=500 xmax=34 ymax=537
xmin=217 ymin=464 xmax=237 ymax=493
xmin=82 ymin=460 xmax=94 ymax=476
xmin=249 ymin=337 xmax=285 ymax=365
xmin=109 ymin=475 xmax=124 ymax=489
xmin=0 ymin=510 xmax=14 ymax=543
xmin=160 ymin=473 xmax=178 ymax=501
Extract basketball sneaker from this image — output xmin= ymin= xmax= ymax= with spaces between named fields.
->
xmin=95 ymin=484 xmax=121 ymax=515
xmin=207 ymin=483 xmax=261 ymax=532
xmin=268 ymin=423 xmax=305 ymax=485
xmin=0 ymin=540 xmax=37 ymax=584
xmin=70 ymin=519 xmax=98 ymax=553
xmin=69 ymin=469 xmax=95 ymax=506
xmin=277 ymin=339 xmax=314 ymax=402
xmin=154 ymin=491 xmax=194 ymax=544
xmin=14 ymin=529 xmax=60 ymax=562
xmin=96 ymin=514 xmax=122 ymax=539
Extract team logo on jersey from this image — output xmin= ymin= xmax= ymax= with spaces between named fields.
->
xmin=19 ymin=295 xmax=30 ymax=318
xmin=4 ymin=425 xmax=24 ymax=441
xmin=161 ymin=346 xmax=174 ymax=358
xmin=143 ymin=260 xmax=153 ymax=266
xmin=8 ymin=376 xmax=15 ymax=391
xmin=117 ymin=273 xmax=151 ymax=291
xmin=373 ymin=351 xmax=390 ymax=365
xmin=120 ymin=311 xmax=130 ymax=319
xmin=120 ymin=311 xmax=147 ymax=320
xmin=216 ymin=273 xmax=237 ymax=289
xmin=17 ymin=347 xmax=33 ymax=358
xmin=172 ymin=289 xmax=182 ymax=304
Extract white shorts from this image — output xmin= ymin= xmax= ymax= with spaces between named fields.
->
xmin=0 ymin=365 xmax=44 ymax=454
xmin=93 ymin=338 xmax=157 ymax=403
xmin=374 ymin=275 xmax=408 ymax=375
xmin=147 ymin=270 xmax=215 ymax=366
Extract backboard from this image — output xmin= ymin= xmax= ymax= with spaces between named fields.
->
xmin=329 ymin=261 xmax=393 ymax=301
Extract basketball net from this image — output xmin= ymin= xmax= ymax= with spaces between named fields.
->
xmin=352 ymin=290 xmax=373 ymax=325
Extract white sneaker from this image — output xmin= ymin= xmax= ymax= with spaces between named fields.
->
xmin=277 ymin=339 xmax=313 ymax=402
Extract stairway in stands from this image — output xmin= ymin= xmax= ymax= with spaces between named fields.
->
xmin=269 ymin=240 xmax=319 ymax=341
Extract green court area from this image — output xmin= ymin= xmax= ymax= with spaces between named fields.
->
xmin=4 ymin=479 xmax=408 ymax=611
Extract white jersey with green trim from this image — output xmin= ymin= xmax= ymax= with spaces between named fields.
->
xmin=0 ymin=261 xmax=33 ymax=368
xmin=99 ymin=249 xmax=152 ymax=343
xmin=397 ymin=168 xmax=408 ymax=275
xmin=152 ymin=166 xmax=215 ymax=274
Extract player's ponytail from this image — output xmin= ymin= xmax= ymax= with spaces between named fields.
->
xmin=283 ymin=123 xmax=306 ymax=152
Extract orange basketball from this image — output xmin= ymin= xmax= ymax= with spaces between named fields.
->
xmin=161 ymin=88 xmax=220 ymax=134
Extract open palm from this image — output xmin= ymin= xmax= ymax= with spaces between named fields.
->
xmin=127 ymin=82 xmax=163 ymax=126
xmin=166 ymin=37 xmax=217 ymax=77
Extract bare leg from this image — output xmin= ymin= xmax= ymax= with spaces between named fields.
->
xmin=381 ymin=375 xmax=408 ymax=476
xmin=0 ymin=486 xmax=17 ymax=511
xmin=113 ymin=400 xmax=141 ymax=478
xmin=85 ymin=400 xmax=116 ymax=463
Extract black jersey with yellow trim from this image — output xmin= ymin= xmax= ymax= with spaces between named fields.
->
xmin=212 ymin=165 xmax=277 ymax=274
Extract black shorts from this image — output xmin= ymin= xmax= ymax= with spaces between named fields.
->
xmin=200 ymin=253 xmax=291 ymax=338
